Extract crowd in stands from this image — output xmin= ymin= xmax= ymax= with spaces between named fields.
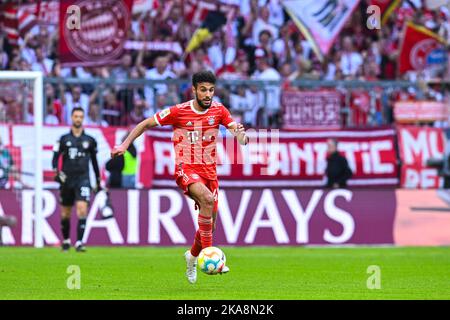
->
xmin=0 ymin=0 xmax=449 ymax=128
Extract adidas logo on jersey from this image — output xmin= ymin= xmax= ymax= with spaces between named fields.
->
xmin=186 ymin=121 xmax=193 ymax=126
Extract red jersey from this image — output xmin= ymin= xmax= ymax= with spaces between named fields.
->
xmin=154 ymin=100 xmax=236 ymax=180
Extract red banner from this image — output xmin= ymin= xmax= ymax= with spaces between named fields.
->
xmin=148 ymin=128 xmax=398 ymax=187
xmin=35 ymin=0 xmax=59 ymax=25
xmin=398 ymin=22 xmax=447 ymax=74
xmin=0 ymin=3 xmax=38 ymax=45
xmin=59 ymin=0 xmax=133 ymax=67
xmin=394 ymin=101 xmax=449 ymax=123
xmin=184 ymin=0 xmax=237 ymax=26
xmin=124 ymin=41 xmax=183 ymax=56
xmin=368 ymin=0 xmax=401 ymax=25
xmin=397 ymin=126 xmax=445 ymax=188
xmin=281 ymin=90 xmax=342 ymax=130
xmin=1 ymin=125 xmax=399 ymax=189
xmin=132 ymin=0 xmax=158 ymax=15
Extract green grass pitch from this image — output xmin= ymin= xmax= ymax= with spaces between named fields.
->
xmin=1 ymin=246 xmax=449 ymax=300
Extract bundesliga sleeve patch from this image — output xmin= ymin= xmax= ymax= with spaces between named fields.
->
xmin=159 ymin=108 xmax=171 ymax=119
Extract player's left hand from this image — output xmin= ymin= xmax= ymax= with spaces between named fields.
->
xmin=234 ymin=123 xmax=245 ymax=136
xmin=54 ymin=171 xmax=67 ymax=184
xmin=234 ymin=123 xmax=248 ymax=144
xmin=111 ymin=144 xmax=126 ymax=158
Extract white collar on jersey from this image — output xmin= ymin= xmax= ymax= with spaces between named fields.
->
xmin=190 ymin=99 xmax=210 ymax=115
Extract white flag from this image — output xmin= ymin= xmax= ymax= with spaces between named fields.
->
xmin=283 ymin=0 xmax=360 ymax=59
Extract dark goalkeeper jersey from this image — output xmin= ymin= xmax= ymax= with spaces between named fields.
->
xmin=52 ymin=129 xmax=100 ymax=179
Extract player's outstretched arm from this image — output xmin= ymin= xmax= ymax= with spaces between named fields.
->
xmin=111 ymin=117 xmax=158 ymax=158
xmin=228 ymin=123 xmax=249 ymax=145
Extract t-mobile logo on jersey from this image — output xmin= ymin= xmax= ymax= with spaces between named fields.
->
xmin=68 ymin=147 xmax=78 ymax=159
xmin=187 ymin=130 xmax=200 ymax=144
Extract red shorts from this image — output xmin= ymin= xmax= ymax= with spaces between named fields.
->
xmin=175 ymin=164 xmax=219 ymax=212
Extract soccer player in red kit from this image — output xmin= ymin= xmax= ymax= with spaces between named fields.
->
xmin=111 ymin=71 xmax=249 ymax=283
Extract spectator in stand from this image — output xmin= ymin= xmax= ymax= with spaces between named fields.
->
xmin=325 ymin=138 xmax=353 ymax=188
xmin=0 ymin=47 xmax=8 ymax=70
xmin=288 ymin=54 xmax=320 ymax=81
xmin=3 ymin=95 xmax=22 ymax=123
xmin=272 ymin=24 xmax=294 ymax=67
xmin=50 ymin=59 xmax=72 ymax=78
xmin=19 ymin=33 xmax=38 ymax=66
xmin=257 ymin=30 xmax=275 ymax=67
xmin=229 ymin=85 xmax=260 ymax=126
xmin=339 ymin=36 xmax=363 ymax=79
xmin=378 ymin=25 xmax=398 ymax=80
xmin=189 ymin=48 xmax=214 ymax=74
xmin=111 ymin=53 xmax=133 ymax=80
xmin=44 ymin=84 xmax=63 ymax=124
xmin=165 ymin=83 xmax=181 ymax=107
xmin=44 ymin=102 xmax=59 ymax=125
xmin=19 ymin=58 xmax=32 ymax=71
xmin=267 ymin=0 xmax=285 ymax=28
xmin=61 ymin=85 xmax=91 ymax=124
xmin=437 ymin=9 xmax=450 ymax=43
xmin=125 ymin=96 xmax=148 ymax=126
xmin=111 ymin=53 xmax=143 ymax=113
xmin=144 ymin=54 xmax=176 ymax=109
xmin=293 ymin=33 xmax=313 ymax=62
xmin=360 ymin=58 xmax=380 ymax=81
xmin=207 ymin=30 xmax=237 ymax=73
xmin=248 ymin=5 xmax=279 ymax=46
xmin=31 ymin=47 xmax=53 ymax=76
xmin=101 ymin=90 xmax=126 ymax=127
xmin=74 ymin=66 xmax=94 ymax=80
xmin=279 ymin=61 xmax=293 ymax=88
xmin=251 ymin=48 xmax=281 ymax=127
xmin=167 ymin=52 xmax=188 ymax=78
xmin=85 ymin=103 xmax=108 ymax=127
xmin=321 ymin=55 xmax=339 ymax=81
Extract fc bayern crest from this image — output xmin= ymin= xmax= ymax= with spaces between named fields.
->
xmin=207 ymin=116 xmax=215 ymax=125
xmin=63 ymin=0 xmax=130 ymax=63
xmin=82 ymin=141 xmax=90 ymax=149
xmin=410 ymin=39 xmax=446 ymax=70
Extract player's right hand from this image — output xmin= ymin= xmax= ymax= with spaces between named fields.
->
xmin=54 ymin=171 xmax=67 ymax=184
xmin=111 ymin=145 xmax=126 ymax=158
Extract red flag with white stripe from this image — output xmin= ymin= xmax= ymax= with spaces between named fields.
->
xmin=0 ymin=3 xmax=38 ymax=45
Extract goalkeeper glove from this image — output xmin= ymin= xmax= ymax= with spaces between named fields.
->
xmin=54 ymin=171 xmax=67 ymax=184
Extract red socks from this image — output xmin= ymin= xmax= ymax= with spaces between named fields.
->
xmin=190 ymin=230 xmax=202 ymax=257
xmin=191 ymin=214 xmax=212 ymax=257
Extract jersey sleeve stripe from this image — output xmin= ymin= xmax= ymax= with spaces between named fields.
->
xmin=154 ymin=114 xmax=161 ymax=126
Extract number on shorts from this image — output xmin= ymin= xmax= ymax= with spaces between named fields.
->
xmin=80 ymin=186 xmax=90 ymax=198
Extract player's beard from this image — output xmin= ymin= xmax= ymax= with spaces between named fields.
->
xmin=72 ymin=122 xmax=82 ymax=129
xmin=195 ymin=93 xmax=212 ymax=110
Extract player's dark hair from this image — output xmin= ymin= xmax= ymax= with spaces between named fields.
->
xmin=192 ymin=70 xmax=216 ymax=88
xmin=71 ymin=107 xmax=84 ymax=115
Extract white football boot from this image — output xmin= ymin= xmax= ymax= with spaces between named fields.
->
xmin=219 ymin=265 xmax=230 ymax=275
xmin=184 ymin=250 xmax=198 ymax=284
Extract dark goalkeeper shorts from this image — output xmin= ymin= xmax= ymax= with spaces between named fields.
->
xmin=59 ymin=176 xmax=91 ymax=206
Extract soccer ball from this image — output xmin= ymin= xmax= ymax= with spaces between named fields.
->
xmin=198 ymin=246 xmax=226 ymax=275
